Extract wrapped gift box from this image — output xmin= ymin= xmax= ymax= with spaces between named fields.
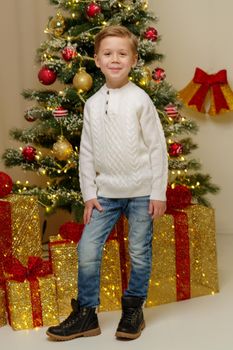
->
xmin=99 ymin=237 xmax=123 ymax=312
xmin=146 ymin=205 xmax=219 ymax=306
xmin=49 ymin=236 xmax=78 ymax=317
xmin=0 ymin=195 xmax=42 ymax=267
xmin=0 ymin=288 xmax=7 ymax=327
xmin=5 ymin=257 xmax=59 ymax=330
xmin=49 ymin=205 xmax=218 ymax=314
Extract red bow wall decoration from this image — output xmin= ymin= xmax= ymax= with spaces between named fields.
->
xmin=179 ymin=67 xmax=233 ymax=115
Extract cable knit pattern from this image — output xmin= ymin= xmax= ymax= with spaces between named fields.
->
xmin=79 ymin=81 xmax=168 ymax=202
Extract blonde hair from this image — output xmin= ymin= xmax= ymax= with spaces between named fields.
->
xmin=94 ymin=25 xmax=138 ymax=54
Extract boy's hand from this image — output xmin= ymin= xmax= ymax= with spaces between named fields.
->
xmin=148 ymin=200 xmax=166 ymax=220
xmin=83 ymin=198 xmax=103 ymax=224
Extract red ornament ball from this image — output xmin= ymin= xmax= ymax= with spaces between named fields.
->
xmin=152 ymin=67 xmax=166 ymax=82
xmin=144 ymin=27 xmax=158 ymax=42
xmin=0 ymin=172 xmax=13 ymax=198
xmin=24 ymin=110 xmax=37 ymax=122
xmin=168 ymin=142 xmax=183 ymax=157
xmin=59 ymin=221 xmax=85 ymax=242
xmin=52 ymin=106 xmax=68 ymax=119
xmin=86 ymin=2 xmax=102 ymax=17
xmin=62 ymin=45 xmax=77 ymax=61
xmin=164 ymin=104 xmax=179 ymax=120
xmin=22 ymin=146 xmax=37 ymax=162
xmin=166 ymin=185 xmax=192 ymax=210
xmin=38 ymin=66 xmax=57 ymax=85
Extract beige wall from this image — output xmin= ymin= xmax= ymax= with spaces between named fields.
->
xmin=0 ymin=0 xmax=232 ymax=234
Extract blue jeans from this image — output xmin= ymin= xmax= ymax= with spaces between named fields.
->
xmin=77 ymin=196 xmax=153 ymax=307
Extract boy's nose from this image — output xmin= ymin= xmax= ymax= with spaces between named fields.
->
xmin=111 ymin=53 xmax=119 ymax=62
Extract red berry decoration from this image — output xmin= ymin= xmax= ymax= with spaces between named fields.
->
xmin=59 ymin=221 xmax=85 ymax=242
xmin=22 ymin=146 xmax=37 ymax=162
xmin=152 ymin=67 xmax=166 ymax=82
xmin=52 ymin=106 xmax=68 ymax=119
xmin=166 ymin=185 xmax=192 ymax=210
xmin=165 ymin=104 xmax=179 ymax=120
xmin=86 ymin=2 xmax=102 ymax=17
xmin=144 ymin=27 xmax=158 ymax=42
xmin=38 ymin=66 xmax=57 ymax=85
xmin=168 ymin=142 xmax=183 ymax=157
xmin=62 ymin=44 xmax=77 ymax=61
xmin=0 ymin=172 xmax=13 ymax=198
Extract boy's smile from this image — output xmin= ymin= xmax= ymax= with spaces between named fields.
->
xmin=94 ymin=36 xmax=138 ymax=89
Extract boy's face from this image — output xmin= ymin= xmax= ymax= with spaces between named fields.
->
xmin=94 ymin=36 xmax=137 ymax=89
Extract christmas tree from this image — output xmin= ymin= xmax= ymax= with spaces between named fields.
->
xmin=2 ymin=0 xmax=219 ymax=221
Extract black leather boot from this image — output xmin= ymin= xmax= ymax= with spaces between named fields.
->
xmin=115 ymin=296 xmax=145 ymax=340
xmin=46 ymin=299 xmax=101 ymax=341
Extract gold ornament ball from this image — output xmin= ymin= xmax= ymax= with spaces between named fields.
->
xmin=48 ymin=12 xmax=65 ymax=37
xmin=73 ymin=68 xmax=93 ymax=93
xmin=139 ymin=66 xmax=152 ymax=86
xmin=53 ymin=136 xmax=73 ymax=161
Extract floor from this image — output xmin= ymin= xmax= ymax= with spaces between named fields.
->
xmin=1 ymin=234 xmax=232 ymax=350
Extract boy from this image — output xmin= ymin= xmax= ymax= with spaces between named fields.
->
xmin=46 ymin=25 xmax=168 ymax=341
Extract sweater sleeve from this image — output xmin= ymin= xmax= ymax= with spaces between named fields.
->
xmin=79 ymin=103 xmax=97 ymax=202
xmin=139 ymin=96 xmax=168 ymax=201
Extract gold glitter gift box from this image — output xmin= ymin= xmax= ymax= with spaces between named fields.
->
xmin=0 ymin=289 xmax=7 ymax=327
xmin=5 ymin=257 xmax=59 ymax=330
xmin=0 ymin=195 xmax=42 ymax=266
xmin=49 ymin=236 xmax=78 ymax=317
xmin=146 ymin=205 xmax=219 ymax=307
xmin=49 ymin=228 xmax=124 ymax=316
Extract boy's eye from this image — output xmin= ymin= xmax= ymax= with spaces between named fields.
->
xmin=120 ymin=52 xmax=127 ymax=56
xmin=104 ymin=52 xmax=110 ymax=56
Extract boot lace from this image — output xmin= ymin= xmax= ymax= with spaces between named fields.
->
xmin=122 ymin=307 xmax=139 ymax=323
xmin=60 ymin=310 xmax=83 ymax=328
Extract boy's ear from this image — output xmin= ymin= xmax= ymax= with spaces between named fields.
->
xmin=94 ymin=54 xmax=100 ymax=68
xmin=132 ymin=54 xmax=138 ymax=68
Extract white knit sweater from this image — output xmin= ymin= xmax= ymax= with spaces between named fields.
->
xmin=79 ymin=81 xmax=168 ymax=202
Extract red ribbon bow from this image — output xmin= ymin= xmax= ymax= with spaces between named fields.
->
xmin=189 ymin=67 xmax=229 ymax=113
xmin=4 ymin=256 xmax=51 ymax=282
xmin=4 ymin=256 xmax=51 ymax=328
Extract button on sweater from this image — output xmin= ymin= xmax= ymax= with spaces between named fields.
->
xmin=79 ymin=81 xmax=168 ymax=202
